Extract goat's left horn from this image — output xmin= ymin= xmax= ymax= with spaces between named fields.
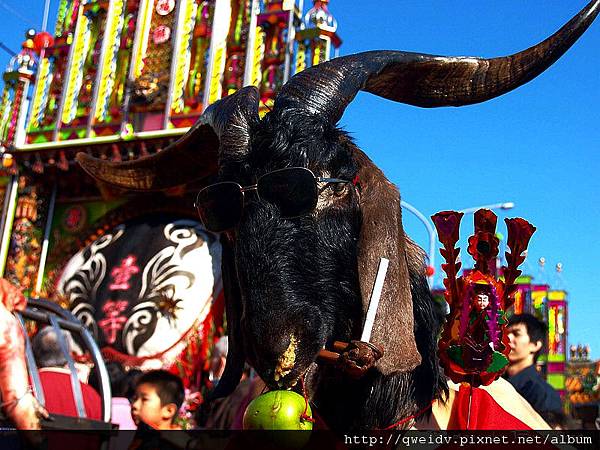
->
xmin=77 ymin=122 xmax=219 ymax=191
xmin=275 ymin=0 xmax=599 ymax=124
xmin=77 ymin=86 xmax=260 ymax=191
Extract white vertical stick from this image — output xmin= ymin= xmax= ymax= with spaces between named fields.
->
xmin=42 ymin=0 xmax=51 ymax=32
xmin=361 ymin=258 xmax=389 ymax=343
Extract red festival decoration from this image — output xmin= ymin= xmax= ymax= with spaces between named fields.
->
xmin=152 ymin=25 xmax=171 ymax=44
xmin=155 ymin=0 xmax=175 ymax=16
xmin=432 ymin=209 xmax=536 ymax=430
xmin=33 ymin=32 xmax=54 ymax=54
xmin=432 ymin=209 xmax=536 ymax=387
xmin=425 ymin=265 xmax=435 ymax=277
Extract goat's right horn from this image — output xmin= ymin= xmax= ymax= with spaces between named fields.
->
xmin=77 ymin=86 xmax=260 ymax=191
xmin=275 ymin=0 xmax=599 ymax=124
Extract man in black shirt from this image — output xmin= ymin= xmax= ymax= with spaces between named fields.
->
xmin=505 ymin=314 xmax=562 ymax=420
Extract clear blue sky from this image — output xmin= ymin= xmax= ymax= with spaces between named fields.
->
xmin=0 ymin=1 xmax=598 ymax=357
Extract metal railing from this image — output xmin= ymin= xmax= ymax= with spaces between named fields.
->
xmin=16 ymin=298 xmax=112 ymax=424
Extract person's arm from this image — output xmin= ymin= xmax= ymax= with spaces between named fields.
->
xmin=0 ymin=279 xmax=48 ymax=429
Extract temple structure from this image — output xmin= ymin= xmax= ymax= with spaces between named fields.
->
xmin=0 ymin=0 xmax=341 ymax=382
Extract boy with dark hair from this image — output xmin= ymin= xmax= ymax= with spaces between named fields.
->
xmin=131 ymin=370 xmax=184 ymax=430
xmin=505 ymin=314 xmax=561 ymax=419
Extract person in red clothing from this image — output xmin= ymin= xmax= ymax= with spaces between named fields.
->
xmin=31 ymin=326 xmax=102 ymax=420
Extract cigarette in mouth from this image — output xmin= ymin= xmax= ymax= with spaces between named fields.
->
xmin=361 ymin=257 xmax=389 ymax=343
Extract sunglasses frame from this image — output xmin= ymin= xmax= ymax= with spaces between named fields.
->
xmin=194 ymin=167 xmax=352 ymax=231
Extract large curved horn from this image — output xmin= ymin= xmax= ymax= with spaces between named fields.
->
xmin=275 ymin=0 xmax=599 ymax=124
xmin=76 ymin=86 xmax=260 ymax=191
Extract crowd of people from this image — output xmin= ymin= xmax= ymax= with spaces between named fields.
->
xmin=0 ymin=308 xmax=584 ymax=432
xmin=27 ymin=325 xmax=192 ymax=430
xmin=24 ymin=313 xmax=575 ymax=432
xmin=26 ymin=326 xmax=257 ymax=431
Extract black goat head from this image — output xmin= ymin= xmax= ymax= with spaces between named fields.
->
xmin=78 ymin=0 xmax=599 ymax=425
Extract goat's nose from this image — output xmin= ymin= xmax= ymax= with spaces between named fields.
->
xmin=274 ymin=334 xmax=298 ymax=380
xmin=247 ymin=340 xmax=295 ymax=383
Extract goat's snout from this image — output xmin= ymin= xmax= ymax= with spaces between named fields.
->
xmin=245 ymin=330 xmax=310 ymax=389
xmin=274 ymin=334 xmax=298 ymax=382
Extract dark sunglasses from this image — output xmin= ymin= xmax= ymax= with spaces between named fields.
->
xmin=194 ymin=167 xmax=352 ymax=232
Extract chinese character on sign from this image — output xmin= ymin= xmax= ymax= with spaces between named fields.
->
xmin=63 ymin=205 xmax=87 ymax=232
xmin=156 ymin=0 xmax=175 ymax=16
xmin=153 ymin=25 xmax=171 ymax=44
xmin=99 ymin=300 xmax=128 ymax=344
xmin=109 ymin=255 xmax=140 ymax=291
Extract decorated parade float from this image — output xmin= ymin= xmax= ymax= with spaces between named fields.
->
xmin=566 ymin=345 xmax=599 ymax=428
xmin=0 ymin=0 xmax=598 ymax=437
xmin=0 ymin=0 xmax=341 ymax=393
xmin=434 ymin=256 xmax=600 ymax=425
xmin=433 ymin=264 xmax=571 ymax=401
xmin=74 ymin=0 xmax=600 ymax=434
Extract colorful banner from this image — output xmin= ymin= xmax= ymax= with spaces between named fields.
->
xmin=27 ymin=57 xmax=52 ymax=130
xmin=531 ymin=285 xmax=548 ymax=322
xmin=243 ymin=0 xmax=261 ymax=86
xmin=0 ymin=86 xmax=12 ymax=143
xmin=295 ymin=41 xmax=306 ymax=74
xmin=548 ymin=290 xmax=567 ymax=362
xmin=131 ymin=0 xmax=154 ymax=79
xmin=93 ymin=0 xmax=126 ymax=122
xmin=60 ymin=8 xmax=92 ymax=125
xmin=169 ymin=0 xmax=198 ymax=115
xmin=203 ymin=0 xmax=232 ymax=107
xmin=4 ymin=178 xmax=48 ymax=296
xmin=55 ymin=0 xmax=77 ymax=37
xmin=250 ymin=27 xmax=265 ymax=87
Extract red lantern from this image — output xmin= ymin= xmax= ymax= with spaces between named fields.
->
xmin=425 ymin=265 xmax=435 ymax=277
xmin=33 ymin=32 xmax=54 ymax=54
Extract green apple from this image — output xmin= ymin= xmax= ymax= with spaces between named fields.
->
xmin=243 ymin=390 xmax=313 ymax=430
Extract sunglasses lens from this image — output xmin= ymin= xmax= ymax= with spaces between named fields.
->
xmin=195 ymin=183 xmax=243 ymax=232
xmin=258 ymin=168 xmax=317 ymax=217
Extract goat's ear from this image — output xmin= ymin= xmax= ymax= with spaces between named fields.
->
xmin=353 ymin=148 xmax=421 ymax=375
xmin=209 ymin=235 xmax=246 ymax=400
